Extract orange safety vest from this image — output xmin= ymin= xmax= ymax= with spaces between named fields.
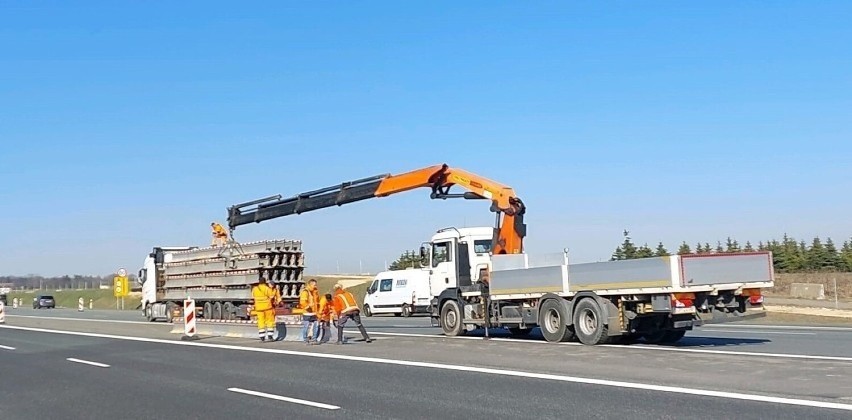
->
xmin=333 ymin=290 xmax=359 ymax=315
xmin=252 ymin=283 xmax=277 ymax=311
xmin=299 ymin=287 xmax=319 ymax=315
xmin=318 ymin=296 xmax=333 ymax=322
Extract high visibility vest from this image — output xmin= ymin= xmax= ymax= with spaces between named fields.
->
xmin=252 ymin=284 xmax=276 ymax=311
xmin=299 ymin=288 xmax=319 ymax=315
xmin=334 ymin=291 xmax=359 ymax=315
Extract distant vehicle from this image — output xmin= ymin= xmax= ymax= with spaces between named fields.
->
xmin=364 ymin=269 xmax=431 ymax=317
xmin=33 ymin=295 xmax=55 ymax=309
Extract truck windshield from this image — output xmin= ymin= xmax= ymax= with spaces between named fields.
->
xmin=473 ymin=240 xmax=492 ymax=254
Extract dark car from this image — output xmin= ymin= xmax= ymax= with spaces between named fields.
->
xmin=33 ymin=295 xmax=55 ymax=309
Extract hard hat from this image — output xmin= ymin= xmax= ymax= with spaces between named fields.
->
xmin=333 ymin=283 xmax=343 ymax=290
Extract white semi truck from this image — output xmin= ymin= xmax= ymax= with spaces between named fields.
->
xmin=222 ymin=163 xmax=773 ymax=345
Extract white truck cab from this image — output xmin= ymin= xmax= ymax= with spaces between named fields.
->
xmin=419 ymin=226 xmax=495 ymax=295
xmin=363 ymin=268 xmax=431 ymax=317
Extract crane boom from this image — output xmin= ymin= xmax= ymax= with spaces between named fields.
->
xmin=227 ymin=164 xmax=526 ymax=254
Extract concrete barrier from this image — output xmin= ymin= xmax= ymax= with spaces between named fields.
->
xmin=790 ymin=283 xmax=826 ymax=300
xmin=170 ymin=316 xmax=306 ymax=342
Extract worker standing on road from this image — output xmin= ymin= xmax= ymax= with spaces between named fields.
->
xmin=210 ymin=222 xmax=228 ymax=247
xmin=251 ymin=277 xmax=278 ymax=342
xmin=298 ymin=279 xmax=320 ymax=344
xmin=332 ymin=283 xmax=372 ymax=344
xmin=317 ymin=293 xmax=334 ymax=344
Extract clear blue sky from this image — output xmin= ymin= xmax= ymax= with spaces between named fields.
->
xmin=1 ymin=1 xmax=850 ymax=277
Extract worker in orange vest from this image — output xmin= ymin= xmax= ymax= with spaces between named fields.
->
xmin=251 ymin=277 xmax=278 ymax=342
xmin=332 ymin=283 xmax=372 ymax=344
xmin=210 ymin=222 xmax=228 ymax=247
xmin=317 ymin=293 xmax=334 ymax=344
xmin=298 ymin=279 xmax=321 ymax=344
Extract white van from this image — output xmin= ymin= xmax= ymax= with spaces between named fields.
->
xmin=363 ymin=268 xmax=431 ymax=317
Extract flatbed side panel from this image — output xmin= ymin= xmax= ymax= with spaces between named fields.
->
xmin=490 ymin=253 xmax=568 ymax=295
xmin=680 ymin=252 xmax=774 ymax=287
xmin=568 ymin=257 xmax=672 ymax=291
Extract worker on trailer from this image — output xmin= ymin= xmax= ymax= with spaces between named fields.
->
xmin=317 ymin=293 xmax=334 ymax=344
xmin=332 ymin=283 xmax=372 ymax=344
xmin=251 ymin=276 xmax=278 ymax=342
xmin=210 ymin=222 xmax=228 ymax=247
xmin=298 ymin=279 xmax=320 ymax=344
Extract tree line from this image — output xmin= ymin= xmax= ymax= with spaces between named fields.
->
xmin=611 ymin=231 xmax=852 ymax=273
xmin=0 ymin=274 xmax=135 ymax=290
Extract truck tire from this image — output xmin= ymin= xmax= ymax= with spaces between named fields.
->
xmin=440 ymin=300 xmax=466 ymax=336
xmin=539 ymin=299 xmax=574 ymax=343
xmin=212 ymin=302 xmax=223 ymax=320
xmin=572 ymin=298 xmax=611 ymax=345
xmin=145 ymin=304 xmax=155 ymax=322
xmin=223 ymin=302 xmax=235 ymax=320
xmin=363 ymin=304 xmax=373 ymax=317
xmin=402 ymin=304 xmax=412 ymax=318
xmin=203 ymin=302 xmax=212 ymax=319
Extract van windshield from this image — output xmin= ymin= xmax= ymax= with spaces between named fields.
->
xmin=473 ymin=240 xmax=492 ymax=254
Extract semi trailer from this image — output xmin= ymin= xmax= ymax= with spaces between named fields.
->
xmin=138 ymin=240 xmax=305 ymax=322
xmin=221 ymin=163 xmax=772 ymax=344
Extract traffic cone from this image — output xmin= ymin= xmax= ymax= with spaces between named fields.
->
xmin=0 ymin=302 xmax=6 ymax=324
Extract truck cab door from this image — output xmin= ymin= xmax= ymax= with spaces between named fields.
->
xmin=430 ymin=240 xmax=457 ymax=293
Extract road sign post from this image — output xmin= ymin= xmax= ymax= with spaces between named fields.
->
xmin=114 ymin=270 xmax=129 ymax=310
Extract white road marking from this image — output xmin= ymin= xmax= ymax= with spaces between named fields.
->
xmin=66 ymin=358 xmax=110 ymax=368
xmin=0 ymin=344 xmax=16 ymax=350
xmin=360 ymin=331 xmax=852 ymax=362
xmin=228 ymin=388 xmax=339 ymax=410
xmin=2 ymin=324 xmax=852 ymax=412
xmin=711 ymin=324 xmax=852 ymax=332
xmin=699 ymin=329 xmax=816 ymax=336
xmin=8 ymin=315 xmax=153 ymax=325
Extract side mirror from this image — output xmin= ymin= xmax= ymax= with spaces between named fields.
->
xmin=420 ymin=246 xmax=427 ymax=259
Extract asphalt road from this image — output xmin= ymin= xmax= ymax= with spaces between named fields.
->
xmin=1 ymin=326 xmax=850 ymax=419
xmin=7 ymin=307 xmax=852 ymax=358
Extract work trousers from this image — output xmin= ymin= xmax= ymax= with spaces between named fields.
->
xmin=301 ymin=314 xmax=319 ymax=342
xmin=318 ymin=320 xmax=332 ymax=343
xmin=337 ymin=310 xmax=371 ymax=342
xmin=256 ymin=308 xmax=275 ymax=340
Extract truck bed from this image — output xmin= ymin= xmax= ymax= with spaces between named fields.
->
xmin=488 ymin=252 xmax=774 ymax=298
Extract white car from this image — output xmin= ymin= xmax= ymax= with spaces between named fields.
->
xmin=363 ymin=269 xmax=431 ymax=317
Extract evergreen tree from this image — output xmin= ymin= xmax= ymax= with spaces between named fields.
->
xmin=841 ymin=240 xmax=852 ymax=272
xmin=744 ymin=241 xmax=755 ymax=252
xmin=611 ymin=246 xmax=625 ymax=261
xmin=824 ymin=238 xmax=841 ymax=271
xmin=715 ymin=241 xmax=724 ymax=253
xmin=389 ymin=250 xmax=422 ymax=270
xmin=655 ymin=242 xmax=670 ymax=257
xmin=725 ymin=237 xmax=740 ymax=253
xmin=703 ymin=243 xmax=712 ymax=253
xmin=806 ymin=237 xmax=832 ymax=271
xmin=757 ymin=241 xmax=767 ymax=251
xmin=636 ymin=243 xmax=655 ymax=259
xmin=612 ymin=230 xmax=637 ymax=260
xmin=679 ymin=242 xmax=693 ymax=255
xmin=695 ymin=242 xmax=705 ymax=254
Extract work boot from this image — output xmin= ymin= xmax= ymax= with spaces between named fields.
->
xmin=358 ymin=324 xmax=372 ymax=343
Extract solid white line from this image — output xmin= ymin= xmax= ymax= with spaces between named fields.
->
xmin=699 ymin=329 xmax=816 ymax=336
xmin=361 ymin=331 xmax=852 ymax=362
xmin=2 ymin=325 xmax=851 ymax=412
xmin=710 ymin=324 xmax=852 ymax=332
xmin=228 ymin=388 xmax=339 ymax=410
xmin=8 ymin=315 xmax=153 ymax=325
xmin=0 ymin=344 xmax=16 ymax=350
xmin=66 ymin=358 xmax=110 ymax=368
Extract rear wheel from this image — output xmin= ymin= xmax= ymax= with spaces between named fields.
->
xmin=401 ymin=304 xmax=412 ymax=318
xmin=145 ymin=304 xmax=154 ymax=322
xmin=440 ymin=300 xmax=466 ymax=336
xmin=572 ymin=298 xmax=611 ymax=345
xmin=212 ymin=302 xmax=223 ymax=320
xmin=223 ymin=302 xmax=235 ymax=320
xmin=203 ymin=302 xmax=213 ymax=319
xmin=539 ymin=299 xmax=574 ymax=343
xmin=363 ymin=304 xmax=372 ymax=317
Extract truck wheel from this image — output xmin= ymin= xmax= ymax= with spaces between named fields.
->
xmin=223 ymin=302 xmax=235 ymax=320
xmin=539 ymin=299 xmax=574 ymax=343
xmin=440 ymin=300 xmax=466 ymax=336
xmin=572 ymin=298 xmax=610 ymax=345
xmin=402 ymin=304 xmax=412 ymax=318
xmin=145 ymin=304 xmax=155 ymax=322
xmin=203 ymin=302 xmax=212 ymax=319
xmin=363 ymin=304 xmax=372 ymax=317
xmin=212 ymin=302 xmax=223 ymax=320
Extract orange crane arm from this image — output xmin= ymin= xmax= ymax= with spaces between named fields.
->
xmin=227 ymin=164 xmax=526 ymax=254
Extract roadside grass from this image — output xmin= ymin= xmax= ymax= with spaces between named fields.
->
xmin=7 ymin=289 xmax=142 ymax=310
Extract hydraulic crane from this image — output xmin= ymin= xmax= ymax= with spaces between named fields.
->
xmin=226 ymin=164 xmax=526 ymax=255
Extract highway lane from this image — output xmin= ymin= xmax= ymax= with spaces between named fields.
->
xmin=2 ymin=316 xmax=852 ymax=407
xmin=7 ymin=307 xmax=852 ymax=359
xmin=1 ymin=327 xmax=850 ymax=419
